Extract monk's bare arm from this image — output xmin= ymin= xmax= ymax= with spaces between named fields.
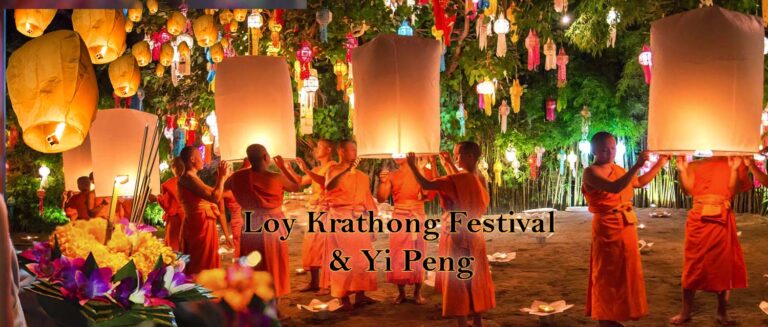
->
xmin=746 ymin=157 xmax=768 ymax=187
xmin=281 ymin=161 xmax=305 ymax=186
xmin=406 ymin=153 xmax=450 ymax=191
xmin=583 ymin=164 xmax=643 ymax=194
xmin=675 ymin=157 xmax=694 ymax=195
xmin=87 ymin=192 xmax=107 ymax=217
xmin=325 ymin=165 xmax=352 ymax=191
xmin=636 ymin=156 xmax=669 ymax=188
xmin=179 ymin=174 xmax=224 ymax=203
xmin=376 ymin=175 xmax=391 ymax=203
xmin=296 ymin=158 xmax=325 ymax=186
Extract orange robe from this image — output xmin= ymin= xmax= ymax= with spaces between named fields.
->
xmin=229 ymin=169 xmax=290 ymax=298
xmin=178 ymin=184 xmax=221 ymax=275
xmin=682 ymin=158 xmax=748 ymax=291
xmin=325 ymin=169 xmax=378 ymax=298
xmin=157 ymin=177 xmax=184 ymax=251
xmin=302 ymin=161 xmax=335 ymax=271
xmin=64 ymin=192 xmax=89 ymax=221
xmin=387 ymin=168 xmax=428 ymax=285
xmin=223 ymin=191 xmax=243 ymax=258
xmin=582 ymin=164 xmax=647 ymax=321
xmin=432 ymin=172 xmax=494 ymax=317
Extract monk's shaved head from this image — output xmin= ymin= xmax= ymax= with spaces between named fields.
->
xmin=458 ymin=141 xmax=481 ymax=159
xmin=246 ymin=144 xmax=270 ymax=169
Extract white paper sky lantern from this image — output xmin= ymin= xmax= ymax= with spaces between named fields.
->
xmin=215 ymin=56 xmax=296 ymax=160
xmin=352 ymin=34 xmax=441 ymax=158
xmin=62 ymin=136 xmax=93 ymax=191
xmin=648 ymin=6 xmax=763 ymax=155
xmin=89 ymin=109 xmax=160 ymax=197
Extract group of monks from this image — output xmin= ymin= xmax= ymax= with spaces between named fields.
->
xmin=583 ymin=131 xmax=763 ymax=327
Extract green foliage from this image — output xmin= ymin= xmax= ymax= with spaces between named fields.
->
xmin=143 ymin=202 xmax=165 ymax=227
xmin=41 ymin=207 xmax=69 ymax=226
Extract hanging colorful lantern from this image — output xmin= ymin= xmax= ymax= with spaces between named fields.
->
xmin=218 ymin=9 xmax=234 ymax=25
xmin=248 ymin=10 xmax=264 ymax=55
xmin=476 ymin=79 xmax=495 ymax=115
xmin=233 ymin=9 xmax=248 ymax=22
xmin=543 ymin=38 xmax=557 ymax=71
xmin=72 ymin=9 xmax=127 ymax=64
xmin=493 ymin=13 xmax=509 ymax=57
xmin=7 ymin=30 xmax=98 ymax=153
xmin=147 ymin=0 xmax=158 ymax=14
xmin=556 ymin=88 xmax=567 ymax=112
xmin=557 ymin=149 xmax=566 ymax=175
xmin=166 ymin=11 xmax=186 ymax=36
xmin=127 ymin=2 xmax=143 ymax=22
xmin=505 ymin=147 xmax=520 ymax=175
xmin=477 ymin=14 xmax=488 ymax=50
xmin=177 ymin=41 xmax=191 ymax=75
xmin=556 ymin=48 xmax=569 ymax=87
xmin=510 ymin=78 xmax=523 ymax=113
xmin=296 ymin=41 xmax=313 ymax=79
xmin=638 ymin=45 xmax=652 ymax=84
xmin=545 ymin=98 xmax=556 ymax=121
xmin=299 ymin=75 xmax=319 ymax=135
xmin=615 ymin=139 xmax=627 ymax=167
xmin=606 ymin=7 xmax=620 ymax=48
xmin=193 ymin=15 xmax=217 ymax=47
xmin=316 ymin=8 xmax=332 ymax=43
xmin=528 ymin=152 xmax=540 ymax=180
xmin=498 ymin=99 xmax=510 ymax=133
xmin=155 ymin=64 xmax=164 ymax=77
xmin=456 ymin=103 xmax=467 ymax=136
xmin=525 ymin=30 xmax=540 ymax=71
xmin=268 ymin=14 xmax=283 ymax=47
xmin=125 ymin=20 xmax=134 ymax=33
xmin=578 ymin=139 xmax=591 ymax=167
xmin=507 ymin=3 xmax=519 ymax=43
xmin=131 ymin=40 xmax=151 ymax=66
xmin=398 ymin=20 xmax=414 ymax=36
xmin=14 ymin=9 xmax=56 ymax=38
xmin=204 ymin=9 xmax=217 ymax=16
xmin=108 ymin=55 xmax=140 ymax=98
xmin=345 ymin=33 xmax=358 ymax=63
xmin=227 ymin=21 xmax=238 ymax=33
xmin=493 ymin=159 xmax=503 ymax=187
xmin=554 ymin=0 xmax=568 ymax=13
xmin=160 ymin=42 xmax=174 ymax=66
xmin=150 ymin=28 xmax=172 ymax=61
xmin=535 ymin=146 xmax=546 ymax=167
xmin=567 ymin=150 xmax=577 ymax=176
xmin=333 ymin=60 xmax=348 ymax=91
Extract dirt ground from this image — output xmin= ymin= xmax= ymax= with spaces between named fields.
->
xmin=273 ymin=208 xmax=768 ymax=327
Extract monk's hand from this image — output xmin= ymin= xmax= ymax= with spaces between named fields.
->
xmin=657 ymin=155 xmax=670 ymax=166
xmin=148 ymin=194 xmax=158 ymax=202
xmin=217 ymin=161 xmax=229 ymax=178
xmin=439 ymin=151 xmax=452 ymax=163
xmin=273 ymin=155 xmax=286 ymax=168
xmin=296 ymin=158 xmax=309 ymax=173
xmin=406 ymin=152 xmax=418 ymax=168
xmin=728 ymin=156 xmax=743 ymax=171
xmin=675 ymin=155 xmax=688 ymax=172
xmin=633 ymin=151 xmax=650 ymax=169
xmin=743 ymin=156 xmax=756 ymax=169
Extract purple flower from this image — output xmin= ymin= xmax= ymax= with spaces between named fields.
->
xmin=111 ymin=276 xmax=138 ymax=308
xmin=54 ymin=257 xmax=112 ymax=305
xmin=142 ymin=267 xmax=170 ymax=299
xmin=119 ymin=218 xmax=157 ymax=237
xmin=163 ymin=266 xmax=194 ymax=294
xmin=20 ymin=241 xmax=51 ymax=262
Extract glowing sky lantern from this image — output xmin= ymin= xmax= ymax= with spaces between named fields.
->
xmin=72 ymin=9 xmax=126 ymax=64
xmin=108 ymin=55 xmax=141 ymax=98
xmin=606 ymin=7 xmax=620 ymax=48
xmin=193 ymin=15 xmax=217 ymax=47
xmin=352 ymin=34 xmax=441 ymax=158
xmin=166 ymin=11 xmax=186 ymax=36
xmin=62 ymin=136 xmax=93 ymax=191
xmin=14 ymin=9 xmax=56 ymax=38
xmin=648 ymin=6 xmax=763 ymax=155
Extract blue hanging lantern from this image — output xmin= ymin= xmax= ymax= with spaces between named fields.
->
xmin=397 ymin=20 xmax=413 ymax=36
xmin=316 ymin=8 xmax=332 ymax=43
xmin=440 ymin=44 xmax=446 ymax=72
xmin=557 ymin=149 xmax=566 ymax=175
xmin=479 ymin=0 xmax=490 ymax=10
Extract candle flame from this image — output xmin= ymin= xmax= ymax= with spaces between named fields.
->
xmin=25 ymin=22 xmax=32 ymax=34
xmin=114 ymin=175 xmax=129 ymax=184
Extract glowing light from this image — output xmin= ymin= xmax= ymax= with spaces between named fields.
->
xmin=578 ymin=140 xmax=591 ymax=154
xmin=38 ymin=165 xmax=50 ymax=178
xmin=567 ymin=151 xmax=577 ymax=164
xmin=561 ymin=15 xmax=571 ymax=25
xmin=606 ymin=7 xmax=620 ymax=25
xmin=114 ymin=175 xmax=129 ymax=184
xmin=505 ymin=147 xmax=517 ymax=162
xmin=248 ymin=12 xmax=264 ymax=28
xmin=242 ymin=251 xmax=262 ymax=267
xmin=159 ymin=161 xmax=169 ymax=171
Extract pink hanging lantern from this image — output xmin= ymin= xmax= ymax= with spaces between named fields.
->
xmin=151 ymin=28 xmax=172 ymax=61
xmin=525 ymin=30 xmax=540 ymax=71
xmin=345 ymin=33 xmax=358 ymax=63
xmin=296 ymin=41 xmax=314 ymax=80
xmin=556 ymin=47 xmax=569 ymax=88
xmin=638 ymin=44 xmax=652 ymax=84
xmin=545 ymin=98 xmax=556 ymax=121
xmin=528 ymin=152 xmax=539 ymax=180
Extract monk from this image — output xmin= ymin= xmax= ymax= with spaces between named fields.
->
xmin=405 ymin=141 xmax=494 ymax=327
xmin=151 ymin=158 xmax=185 ymax=251
xmin=582 ymin=132 xmax=668 ymax=326
xmin=62 ymin=176 xmax=92 ymax=221
xmin=87 ymin=173 xmax=130 ymax=219
xmin=324 ymin=140 xmax=378 ymax=310
xmin=178 ymin=146 xmax=232 ymax=275
xmin=224 ymin=144 xmax=299 ymax=301
xmin=221 ymin=158 xmax=250 ymax=258
xmin=289 ymin=139 xmax=337 ymax=294
xmin=439 ymin=145 xmax=488 ymax=189
xmin=671 ymin=156 xmax=750 ymax=326
xmin=377 ymin=157 xmax=434 ymax=305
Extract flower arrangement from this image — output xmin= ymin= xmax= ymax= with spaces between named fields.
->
xmin=19 ymin=219 xmax=211 ymax=326
xmin=196 ymin=257 xmax=280 ymax=326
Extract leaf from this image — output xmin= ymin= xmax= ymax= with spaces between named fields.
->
xmin=91 ymin=312 xmax=149 ymax=327
xmin=112 ymin=260 xmax=138 ymax=283
xmin=153 ymin=254 xmax=164 ymax=272
xmin=83 ymin=252 xmax=99 ymax=277
xmin=52 ymin=235 xmax=61 ymax=260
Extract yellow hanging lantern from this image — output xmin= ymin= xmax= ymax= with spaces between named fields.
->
xmin=204 ymin=9 xmax=217 ymax=16
xmin=233 ymin=9 xmax=248 ymax=22
xmin=155 ymin=64 xmax=164 ymax=77
xmin=219 ymin=9 xmax=234 ymax=25
xmin=7 ymin=30 xmax=98 ymax=153
xmin=333 ymin=61 xmax=348 ymax=91
xmin=132 ymin=40 xmax=151 ymax=66
xmin=228 ymin=21 xmax=238 ymax=33
xmin=178 ymin=41 xmax=190 ymax=58
xmin=510 ymin=78 xmax=523 ymax=113
xmin=147 ymin=0 xmax=159 ymax=14
xmin=210 ymin=75 xmax=216 ymax=93
xmin=268 ymin=16 xmax=282 ymax=47
xmin=210 ymin=43 xmax=224 ymax=63
xmin=14 ymin=9 xmax=56 ymax=38
xmin=160 ymin=43 xmax=174 ymax=66
xmin=108 ymin=54 xmax=140 ymax=97
xmin=166 ymin=11 xmax=186 ymax=36
xmin=125 ymin=20 xmax=133 ymax=33
xmin=220 ymin=38 xmax=230 ymax=49
xmin=72 ymin=9 xmax=127 ymax=64
xmin=193 ymin=14 xmax=217 ymax=47
xmin=127 ymin=2 xmax=143 ymax=22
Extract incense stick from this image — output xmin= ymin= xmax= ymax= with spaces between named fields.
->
xmin=130 ymin=125 xmax=149 ymax=222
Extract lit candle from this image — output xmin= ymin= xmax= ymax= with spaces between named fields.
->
xmin=538 ymin=304 xmax=555 ymax=313
xmin=313 ymin=303 xmax=329 ymax=312
xmin=638 ymin=224 xmax=646 ymax=230
xmin=296 ymin=268 xmax=306 ymax=274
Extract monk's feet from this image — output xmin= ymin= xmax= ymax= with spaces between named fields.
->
xmin=669 ymin=313 xmax=692 ymax=325
xmin=315 ymin=288 xmax=330 ymax=296
xmin=339 ymin=297 xmax=354 ymax=311
xmin=393 ymin=293 xmax=406 ymax=305
xmin=355 ymin=294 xmax=378 ymax=307
xmin=298 ymin=283 xmax=319 ymax=292
xmin=414 ymin=294 xmax=428 ymax=305
xmin=597 ymin=321 xmax=623 ymax=327
xmin=716 ymin=315 xmax=739 ymax=326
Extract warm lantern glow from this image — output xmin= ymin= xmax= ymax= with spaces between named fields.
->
xmin=160 ymin=43 xmax=174 ymax=66
xmin=14 ymin=9 xmax=56 ymax=38
xmin=147 ymin=0 xmax=158 ymax=14
xmin=219 ymin=9 xmax=234 ymax=25
xmin=62 ymin=136 xmax=93 ymax=191
xmin=210 ymin=43 xmax=225 ymax=63
xmin=89 ymin=109 xmax=160 ymax=197
xmin=132 ymin=40 xmax=151 ymax=66
xmin=7 ymin=30 xmax=98 ymax=153
xmin=248 ymin=12 xmax=264 ymax=28
xmin=193 ymin=14 xmax=217 ymax=47
xmin=108 ymin=55 xmax=141 ymax=98
xmin=166 ymin=11 xmax=186 ymax=36
xmin=648 ymin=6 xmax=763 ymax=155
xmin=215 ymin=56 xmax=296 ymax=160
xmin=72 ymin=9 xmax=127 ymax=64
xmin=125 ymin=20 xmax=134 ymax=33
xmin=127 ymin=2 xmax=143 ymax=22
xmin=352 ymin=34 xmax=441 ymax=158
xmin=155 ymin=64 xmax=164 ymax=77
xmin=178 ymin=41 xmax=190 ymax=58
xmin=233 ymin=9 xmax=248 ymax=22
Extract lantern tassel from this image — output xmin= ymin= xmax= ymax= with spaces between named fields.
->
xmin=496 ymin=33 xmax=506 ymax=57
xmin=477 ymin=14 xmax=488 ymax=50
